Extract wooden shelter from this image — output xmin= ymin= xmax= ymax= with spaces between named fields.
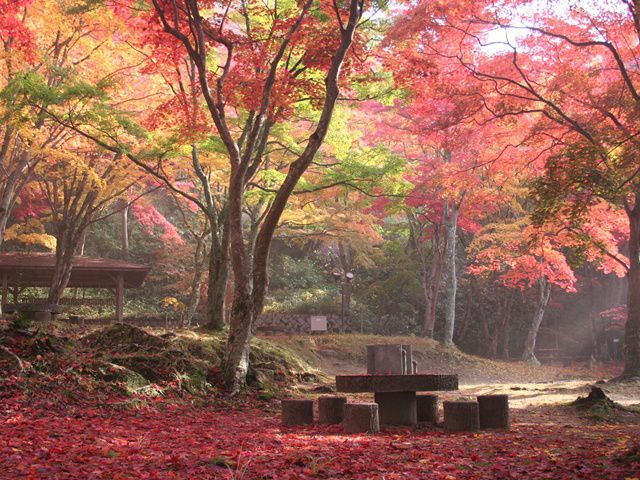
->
xmin=0 ymin=253 xmax=150 ymax=321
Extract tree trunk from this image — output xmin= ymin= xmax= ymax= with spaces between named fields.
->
xmin=184 ymin=236 xmax=207 ymax=327
xmin=48 ymin=231 xmax=77 ymax=304
xmin=456 ymin=276 xmax=475 ymax=345
xmin=407 ymin=211 xmax=445 ymax=338
xmin=502 ymin=313 xmax=511 ymax=360
xmin=77 ymin=226 xmax=88 ymax=256
xmin=222 ymin=290 xmax=256 ymax=392
xmin=203 ymin=223 xmax=229 ymax=330
xmin=120 ymin=203 xmax=129 ymax=259
xmin=0 ymin=173 xmax=20 ymax=251
xmin=623 ymin=193 xmax=640 ymax=377
xmin=522 ymin=277 xmax=551 ymax=364
xmin=209 ymin=0 xmax=363 ymax=392
xmin=77 ymin=213 xmax=92 ymax=255
xmin=423 ymin=242 xmax=445 ymax=337
xmin=442 ymin=201 xmax=459 ymax=346
xmin=338 ymin=241 xmax=353 ymax=330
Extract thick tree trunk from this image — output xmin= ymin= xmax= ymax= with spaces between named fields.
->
xmin=442 ymin=201 xmax=459 ymax=346
xmin=189 ymin=143 xmax=230 ymax=332
xmin=522 ymin=277 xmax=551 ymax=364
xmin=222 ymin=289 xmax=260 ymax=392
xmin=622 ymin=195 xmax=640 ymax=377
xmin=203 ymin=0 xmax=364 ymax=393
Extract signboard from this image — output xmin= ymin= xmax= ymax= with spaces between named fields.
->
xmin=310 ymin=315 xmax=327 ymax=332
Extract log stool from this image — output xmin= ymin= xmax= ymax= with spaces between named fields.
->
xmin=343 ymin=403 xmax=380 ymax=434
xmin=443 ymin=401 xmax=480 ymax=433
xmin=281 ymin=399 xmax=314 ymax=426
xmin=416 ymin=394 xmax=439 ymax=423
xmin=477 ymin=394 xmax=510 ymax=430
xmin=318 ymin=395 xmax=347 ymax=424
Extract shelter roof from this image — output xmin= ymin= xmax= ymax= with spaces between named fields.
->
xmin=0 ymin=253 xmax=150 ymax=288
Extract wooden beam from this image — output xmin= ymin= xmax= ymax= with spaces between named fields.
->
xmin=115 ymin=272 xmax=124 ymax=323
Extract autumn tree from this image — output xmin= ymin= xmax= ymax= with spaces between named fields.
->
xmin=0 ymin=0 xmax=91 ymax=250
xmin=468 ymin=189 xmax=627 ymax=363
xmin=133 ymin=0 xmax=373 ymax=391
xmin=364 ymin=66 xmax=497 ymax=344
xmin=387 ymin=0 xmax=640 ymax=378
xmin=126 ymin=41 xmax=231 ymax=331
xmin=36 ymin=148 xmax=148 ymax=303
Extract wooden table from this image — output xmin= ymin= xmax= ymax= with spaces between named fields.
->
xmin=336 ymin=374 xmax=458 ymax=426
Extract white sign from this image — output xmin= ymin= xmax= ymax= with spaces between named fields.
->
xmin=310 ymin=316 xmax=327 ymax=332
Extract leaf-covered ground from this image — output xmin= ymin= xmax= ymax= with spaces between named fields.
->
xmin=1 ymin=389 xmax=639 ymax=480
xmin=2 ymin=323 xmax=639 ymax=479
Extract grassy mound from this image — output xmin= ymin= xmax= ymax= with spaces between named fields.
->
xmin=1 ymin=322 xmax=324 ymax=399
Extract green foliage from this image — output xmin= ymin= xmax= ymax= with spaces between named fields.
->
xmin=266 ymin=252 xmax=338 ymax=314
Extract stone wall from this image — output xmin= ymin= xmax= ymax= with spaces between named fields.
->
xmin=255 ymin=312 xmax=344 ymax=333
xmin=60 ymin=312 xmax=344 ymax=333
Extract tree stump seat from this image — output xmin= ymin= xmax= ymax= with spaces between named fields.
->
xmin=443 ymin=400 xmax=480 ymax=432
xmin=318 ymin=395 xmax=347 ymax=424
xmin=343 ymin=402 xmax=380 ymax=433
xmin=281 ymin=399 xmax=314 ymax=426
xmin=477 ymin=394 xmax=510 ymax=430
xmin=416 ymin=394 xmax=439 ymax=423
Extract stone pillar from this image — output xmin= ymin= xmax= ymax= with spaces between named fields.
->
xmin=281 ymin=399 xmax=314 ymax=426
xmin=477 ymin=395 xmax=510 ymax=430
xmin=416 ymin=394 xmax=438 ymax=423
xmin=443 ymin=401 xmax=480 ymax=433
xmin=318 ymin=396 xmax=347 ymax=424
xmin=343 ymin=403 xmax=379 ymax=433
xmin=374 ymin=391 xmax=417 ymax=426
xmin=366 ymin=344 xmax=414 ymax=374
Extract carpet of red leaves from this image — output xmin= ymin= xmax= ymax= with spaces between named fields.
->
xmin=2 ymin=385 xmax=639 ymax=480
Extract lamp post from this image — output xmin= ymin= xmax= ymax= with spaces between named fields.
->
xmin=333 ymin=271 xmax=354 ymax=332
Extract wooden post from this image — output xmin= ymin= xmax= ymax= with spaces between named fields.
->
xmin=115 ymin=272 xmax=124 ymax=323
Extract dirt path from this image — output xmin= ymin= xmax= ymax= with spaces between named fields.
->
xmin=297 ymin=336 xmax=640 ymax=421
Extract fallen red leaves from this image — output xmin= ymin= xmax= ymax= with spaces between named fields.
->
xmin=1 ymin=387 xmax=639 ymax=480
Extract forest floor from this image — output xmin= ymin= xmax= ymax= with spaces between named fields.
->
xmin=1 ymin=323 xmax=639 ymax=479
